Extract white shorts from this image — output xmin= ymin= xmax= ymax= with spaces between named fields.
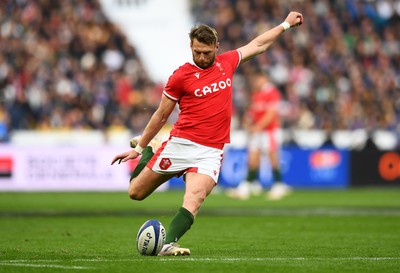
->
xmin=147 ymin=137 xmax=224 ymax=183
xmin=248 ymin=129 xmax=280 ymax=153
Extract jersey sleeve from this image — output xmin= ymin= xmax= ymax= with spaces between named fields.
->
xmin=221 ymin=50 xmax=241 ymax=71
xmin=163 ymin=68 xmax=183 ymax=101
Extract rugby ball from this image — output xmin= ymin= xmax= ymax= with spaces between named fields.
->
xmin=136 ymin=219 xmax=166 ymax=256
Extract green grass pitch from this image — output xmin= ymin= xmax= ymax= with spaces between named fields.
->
xmin=0 ymin=188 xmax=399 ymax=273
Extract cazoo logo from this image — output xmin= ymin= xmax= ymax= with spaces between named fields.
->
xmin=194 ymin=78 xmax=232 ymax=97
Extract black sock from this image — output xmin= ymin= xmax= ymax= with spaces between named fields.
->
xmin=272 ymin=168 xmax=282 ymax=183
xmin=247 ymin=169 xmax=258 ymax=182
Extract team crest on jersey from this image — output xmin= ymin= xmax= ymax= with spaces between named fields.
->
xmin=216 ymin=62 xmax=225 ymax=75
xmin=194 ymin=72 xmax=200 ymax=79
xmin=159 ymin=158 xmax=172 ymax=170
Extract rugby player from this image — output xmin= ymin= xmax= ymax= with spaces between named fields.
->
xmin=112 ymin=11 xmax=303 ymax=256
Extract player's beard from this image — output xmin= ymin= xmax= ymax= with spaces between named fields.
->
xmin=193 ymin=54 xmax=216 ymax=69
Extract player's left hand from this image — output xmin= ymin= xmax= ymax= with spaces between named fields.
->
xmin=111 ymin=150 xmax=140 ymax=165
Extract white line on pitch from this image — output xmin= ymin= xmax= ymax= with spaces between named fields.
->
xmin=0 ymin=262 xmax=91 ymax=270
xmin=157 ymin=257 xmax=400 ymax=262
xmin=2 ymin=257 xmax=399 ymax=263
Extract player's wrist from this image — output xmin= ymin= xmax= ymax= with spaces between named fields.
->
xmin=133 ymin=144 xmax=144 ymax=155
xmin=280 ymin=21 xmax=291 ymax=31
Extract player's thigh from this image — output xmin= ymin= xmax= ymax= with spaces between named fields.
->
xmin=183 ymin=172 xmax=215 ymax=215
xmin=129 ymin=167 xmax=175 ymax=199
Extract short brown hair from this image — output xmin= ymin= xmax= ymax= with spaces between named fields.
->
xmin=189 ymin=24 xmax=218 ymax=45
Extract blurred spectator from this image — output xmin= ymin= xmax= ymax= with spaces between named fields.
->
xmin=1 ymin=0 xmax=399 ymax=144
xmin=0 ymin=102 xmax=10 ymax=142
xmin=191 ymin=0 xmax=400 ymax=137
xmin=0 ymin=0 xmax=158 ymax=139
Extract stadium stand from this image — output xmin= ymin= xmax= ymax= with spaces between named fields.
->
xmin=191 ymin=0 xmax=400 ymax=134
xmin=0 ymin=0 xmax=161 ymax=139
xmin=1 ymin=0 xmax=399 ymax=147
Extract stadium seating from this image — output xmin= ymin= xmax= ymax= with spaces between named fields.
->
xmin=1 ymin=0 xmax=399 ymax=148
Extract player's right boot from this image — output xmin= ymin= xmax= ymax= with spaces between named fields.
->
xmin=158 ymin=243 xmax=191 ymax=256
xmin=130 ymin=135 xmax=162 ymax=153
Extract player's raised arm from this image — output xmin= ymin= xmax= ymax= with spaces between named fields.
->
xmin=238 ymin=11 xmax=303 ymax=64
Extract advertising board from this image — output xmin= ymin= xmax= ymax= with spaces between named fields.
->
xmin=218 ymin=146 xmax=349 ymax=189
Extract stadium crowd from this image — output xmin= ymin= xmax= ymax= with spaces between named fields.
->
xmin=0 ymin=0 xmax=161 ymax=142
xmin=1 ymin=0 xmax=399 ymax=144
xmin=192 ymin=0 xmax=400 ymax=133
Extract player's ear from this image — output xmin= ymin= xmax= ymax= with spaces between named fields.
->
xmin=216 ymin=42 xmax=220 ymax=51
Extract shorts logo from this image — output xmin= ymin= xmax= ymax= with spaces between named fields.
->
xmin=159 ymin=158 xmax=172 ymax=170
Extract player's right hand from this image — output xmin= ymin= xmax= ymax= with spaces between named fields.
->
xmin=111 ymin=150 xmax=140 ymax=165
xmin=285 ymin=11 xmax=303 ymax=27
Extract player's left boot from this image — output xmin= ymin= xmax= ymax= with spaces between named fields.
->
xmin=158 ymin=243 xmax=191 ymax=256
xmin=226 ymin=181 xmax=251 ymax=200
xmin=130 ymin=135 xmax=162 ymax=153
xmin=249 ymin=181 xmax=263 ymax=196
xmin=267 ymin=182 xmax=292 ymax=200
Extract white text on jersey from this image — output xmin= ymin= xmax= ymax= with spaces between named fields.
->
xmin=194 ymin=78 xmax=232 ymax=97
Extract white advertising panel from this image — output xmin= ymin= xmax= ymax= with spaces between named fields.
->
xmin=0 ymin=145 xmax=131 ymax=191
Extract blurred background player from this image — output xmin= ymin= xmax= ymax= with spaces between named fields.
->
xmin=227 ymin=72 xmax=291 ymax=200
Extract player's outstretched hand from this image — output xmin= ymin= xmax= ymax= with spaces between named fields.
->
xmin=111 ymin=150 xmax=140 ymax=165
xmin=285 ymin=11 xmax=303 ymax=28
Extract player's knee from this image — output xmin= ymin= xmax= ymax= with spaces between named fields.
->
xmin=128 ymin=191 xmax=145 ymax=201
xmin=128 ymin=187 xmax=145 ymax=201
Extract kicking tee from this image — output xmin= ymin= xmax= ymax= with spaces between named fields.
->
xmin=163 ymin=50 xmax=241 ymax=149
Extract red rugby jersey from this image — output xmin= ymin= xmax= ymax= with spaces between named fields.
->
xmin=248 ymin=83 xmax=281 ymax=131
xmin=163 ymin=50 xmax=241 ymax=148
